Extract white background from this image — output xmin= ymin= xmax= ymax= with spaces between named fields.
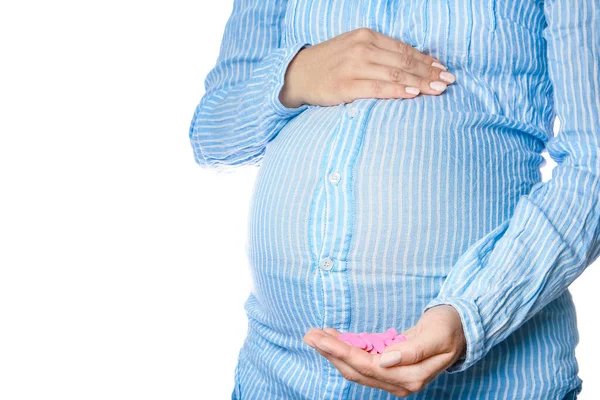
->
xmin=0 ymin=1 xmax=597 ymax=399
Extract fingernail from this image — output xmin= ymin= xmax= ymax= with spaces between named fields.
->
xmin=439 ymin=71 xmax=456 ymax=84
xmin=430 ymin=81 xmax=447 ymax=91
xmin=379 ymin=351 xmax=402 ymax=368
xmin=431 ymin=61 xmax=447 ymax=71
xmin=406 ymin=86 xmax=420 ymax=95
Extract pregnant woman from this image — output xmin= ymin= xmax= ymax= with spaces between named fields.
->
xmin=189 ymin=1 xmax=598 ymax=399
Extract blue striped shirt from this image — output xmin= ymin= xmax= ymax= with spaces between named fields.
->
xmin=189 ymin=0 xmax=599 ymax=398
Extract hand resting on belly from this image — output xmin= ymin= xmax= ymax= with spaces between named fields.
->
xmin=279 ymin=27 xmax=457 ymax=108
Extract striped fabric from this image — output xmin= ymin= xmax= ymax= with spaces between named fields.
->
xmin=189 ymin=0 xmax=599 ymax=398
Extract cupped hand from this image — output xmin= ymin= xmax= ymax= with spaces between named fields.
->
xmin=279 ymin=27 xmax=456 ymax=108
xmin=302 ymin=304 xmax=466 ymax=397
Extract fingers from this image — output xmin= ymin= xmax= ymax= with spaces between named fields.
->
xmin=369 ymin=29 xmax=439 ymax=64
xmin=305 ymin=328 xmax=374 ymax=366
xmin=368 ymin=48 xmax=455 ymax=91
xmin=322 ymin=327 xmax=342 ymax=337
xmin=356 ymin=62 xmax=449 ymax=96
xmin=342 ymin=79 xmax=421 ymax=100
xmin=379 ymin=49 xmax=454 ymax=84
xmin=323 ymin=341 xmax=450 ymax=391
xmin=346 ymin=27 xmax=435 ymax=64
xmin=312 ymin=344 xmax=413 ymax=398
xmin=307 ymin=329 xmax=413 ymax=396
xmin=344 ymin=27 xmax=447 ymax=71
xmin=376 ymin=353 xmax=451 ymax=391
xmin=379 ymin=327 xmax=455 ymax=368
xmin=342 ymin=27 xmax=455 ymax=96
xmin=305 ymin=328 xmax=451 ymax=395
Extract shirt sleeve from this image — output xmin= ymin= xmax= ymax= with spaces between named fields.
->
xmin=422 ymin=0 xmax=600 ymax=373
xmin=188 ymin=0 xmax=312 ymax=174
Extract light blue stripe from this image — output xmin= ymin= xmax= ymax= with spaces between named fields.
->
xmin=192 ymin=0 xmax=597 ymax=398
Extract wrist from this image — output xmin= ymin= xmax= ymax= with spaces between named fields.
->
xmin=279 ymin=49 xmax=307 ymax=108
xmin=445 ymin=305 xmax=467 ymax=357
xmin=429 ymin=304 xmax=466 ymax=358
xmin=279 ymin=83 xmax=304 ymax=109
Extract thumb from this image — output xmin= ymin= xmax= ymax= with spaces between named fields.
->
xmin=379 ymin=332 xmax=440 ymax=368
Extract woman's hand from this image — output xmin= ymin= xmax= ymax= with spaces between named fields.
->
xmin=279 ymin=27 xmax=456 ymax=108
xmin=302 ymin=304 xmax=466 ymax=397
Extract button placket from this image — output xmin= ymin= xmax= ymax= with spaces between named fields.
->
xmin=318 ymin=104 xmax=369 ymax=273
xmin=318 ymin=101 xmax=374 ymax=399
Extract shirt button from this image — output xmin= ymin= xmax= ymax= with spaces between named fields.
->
xmin=347 ymin=107 xmax=359 ymax=118
xmin=328 ymin=171 xmax=341 ymax=184
xmin=320 ymin=257 xmax=334 ymax=271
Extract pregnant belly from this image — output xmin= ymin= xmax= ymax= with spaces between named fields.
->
xmin=245 ymin=98 xmax=544 ymax=331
